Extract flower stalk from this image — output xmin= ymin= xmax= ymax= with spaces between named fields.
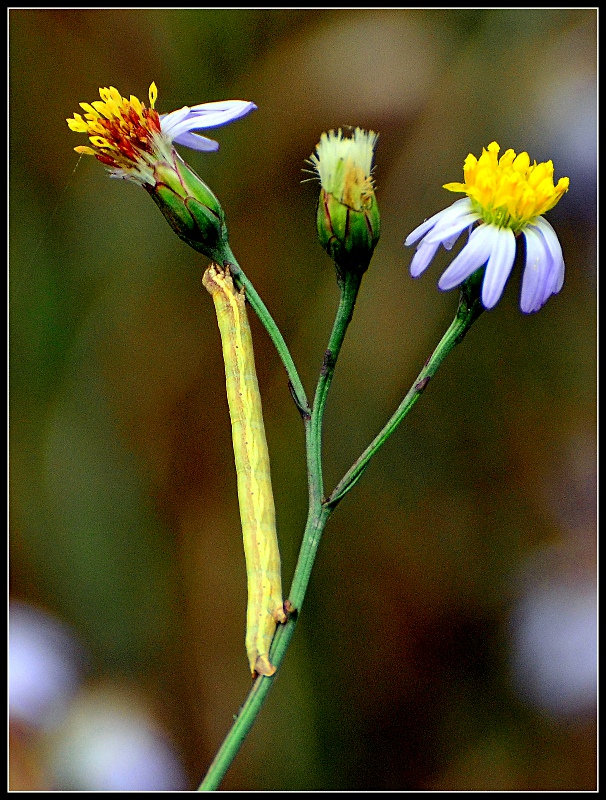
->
xmin=198 ymin=269 xmax=485 ymax=791
xmin=326 ymin=269 xmax=485 ymax=509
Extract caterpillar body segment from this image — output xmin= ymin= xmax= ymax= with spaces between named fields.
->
xmin=202 ymin=264 xmax=286 ymax=677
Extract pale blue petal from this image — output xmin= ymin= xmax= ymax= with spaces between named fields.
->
xmin=159 ymin=107 xmax=191 ymax=135
xmin=481 ymin=227 xmax=516 ymax=309
xmin=188 ymin=100 xmax=257 ymax=122
xmin=443 ymin=225 xmax=472 ymax=251
xmin=532 ymin=217 xmax=565 ymax=298
xmin=438 ymin=224 xmax=496 ymax=291
xmin=405 ymin=209 xmax=447 ymax=247
xmin=520 ymin=226 xmax=551 ymax=313
xmin=410 ymin=239 xmax=441 ymax=277
xmin=167 ymin=101 xmax=256 ymax=140
xmin=170 ymin=131 xmax=220 ymax=151
xmin=404 ymin=197 xmax=478 ymax=249
xmin=160 ymin=100 xmax=256 ymax=150
xmin=423 ymin=207 xmax=477 ymax=246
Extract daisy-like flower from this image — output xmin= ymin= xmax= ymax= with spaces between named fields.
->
xmin=404 ymin=142 xmax=569 ymax=313
xmin=308 ymin=128 xmax=380 ymax=279
xmin=67 ymin=83 xmax=256 ymax=260
xmin=67 ymin=82 xmax=256 ymax=185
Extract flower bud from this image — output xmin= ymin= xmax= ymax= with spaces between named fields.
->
xmin=309 ymin=128 xmax=380 ymax=281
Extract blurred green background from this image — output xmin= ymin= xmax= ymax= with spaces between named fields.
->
xmin=10 ymin=8 xmax=596 ymax=791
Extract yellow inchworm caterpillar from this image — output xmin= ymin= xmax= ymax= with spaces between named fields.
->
xmin=202 ymin=263 xmax=287 ymax=677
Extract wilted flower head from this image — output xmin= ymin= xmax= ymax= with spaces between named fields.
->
xmin=67 ymin=82 xmax=256 ymax=186
xmin=67 ymin=83 xmax=256 ymax=260
xmin=309 ymin=127 xmax=380 ymax=280
xmin=404 ymin=142 xmax=569 ymax=313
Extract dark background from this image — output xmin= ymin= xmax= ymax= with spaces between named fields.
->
xmin=10 ymin=8 xmax=596 ymax=790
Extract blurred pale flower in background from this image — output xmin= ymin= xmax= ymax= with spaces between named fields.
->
xmin=48 ymin=685 xmax=188 ymax=791
xmin=509 ymin=435 xmax=597 ymax=721
xmin=510 ymin=576 xmax=596 ymax=718
xmin=9 ymin=602 xmax=188 ymax=790
xmin=9 ymin=602 xmax=84 ymax=731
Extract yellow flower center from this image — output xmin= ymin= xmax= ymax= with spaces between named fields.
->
xmin=66 ymin=83 xmax=163 ymax=177
xmin=443 ymin=141 xmax=569 ymax=232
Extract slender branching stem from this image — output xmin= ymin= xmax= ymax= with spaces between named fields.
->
xmin=326 ymin=272 xmax=485 ymax=509
xmin=198 ymin=269 xmax=361 ymax=791
xmin=198 ymin=267 xmax=484 ymax=791
xmin=219 ymin=243 xmax=309 ymax=415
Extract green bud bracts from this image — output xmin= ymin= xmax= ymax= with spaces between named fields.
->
xmin=147 ymin=156 xmax=228 ymax=260
xmin=316 ymin=184 xmax=380 ymax=278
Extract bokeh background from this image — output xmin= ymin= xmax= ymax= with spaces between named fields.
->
xmin=10 ymin=8 xmax=596 ymax=791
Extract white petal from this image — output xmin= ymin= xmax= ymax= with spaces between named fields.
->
xmin=423 ymin=207 xmax=477 ymax=246
xmin=481 ymin=227 xmax=516 ymax=309
xmin=170 ymin=131 xmax=220 ymax=152
xmin=168 ymin=101 xmax=256 ymax=139
xmin=438 ymin=224 xmax=496 ymax=291
xmin=410 ymin=239 xmax=440 ymax=277
xmin=532 ymin=217 xmax=565 ymax=298
xmin=521 ymin=226 xmax=552 ymax=313
xmin=404 ymin=210 xmax=445 ymax=247
xmin=159 ymin=106 xmax=191 ymax=136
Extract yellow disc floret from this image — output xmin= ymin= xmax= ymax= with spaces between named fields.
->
xmin=66 ymin=83 xmax=165 ymax=184
xmin=443 ymin=141 xmax=569 ymax=233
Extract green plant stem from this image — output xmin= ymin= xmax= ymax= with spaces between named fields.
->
xmin=219 ymin=243 xmax=309 ymax=416
xmin=309 ymin=271 xmax=362 ymax=498
xmin=198 ymin=271 xmax=362 ymax=791
xmin=198 ymin=271 xmax=483 ymax=791
xmin=290 ymin=270 xmax=362 ymax=608
xmin=326 ymin=273 xmax=485 ymax=509
xmin=197 ymin=503 xmax=330 ymax=792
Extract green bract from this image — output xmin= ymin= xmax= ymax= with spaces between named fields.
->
xmin=148 ymin=158 xmax=228 ymax=260
xmin=316 ymin=185 xmax=380 ymax=280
